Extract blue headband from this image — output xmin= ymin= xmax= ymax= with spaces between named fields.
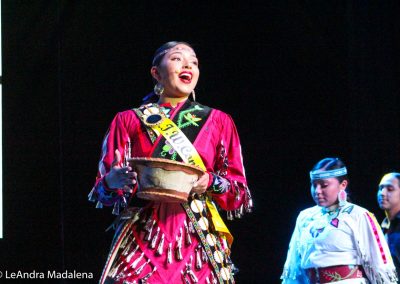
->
xmin=310 ymin=167 xmax=347 ymax=180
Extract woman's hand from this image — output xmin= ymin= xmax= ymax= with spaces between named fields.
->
xmin=105 ymin=149 xmax=137 ymax=191
xmin=191 ymin=173 xmax=209 ymax=194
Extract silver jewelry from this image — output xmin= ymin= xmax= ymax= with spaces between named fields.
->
xmin=154 ymin=83 xmax=164 ymax=96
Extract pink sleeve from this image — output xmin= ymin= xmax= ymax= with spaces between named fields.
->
xmin=88 ymin=111 xmax=134 ymax=207
xmin=208 ymin=113 xmax=253 ymax=216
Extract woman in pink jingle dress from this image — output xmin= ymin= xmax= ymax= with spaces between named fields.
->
xmin=89 ymin=41 xmax=253 ymax=284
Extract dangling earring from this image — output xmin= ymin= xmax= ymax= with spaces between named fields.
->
xmin=154 ymin=83 xmax=164 ymax=96
xmin=338 ymin=189 xmax=347 ymax=207
xmin=191 ymin=89 xmax=196 ymax=101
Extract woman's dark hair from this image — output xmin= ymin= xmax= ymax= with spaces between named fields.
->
xmin=311 ymin=157 xmax=349 ymax=183
xmin=143 ymin=41 xmax=194 ymax=103
xmin=152 ymin=41 xmax=194 ymax=66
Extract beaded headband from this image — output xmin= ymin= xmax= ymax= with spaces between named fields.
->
xmin=152 ymin=46 xmax=196 ymax=66
xmin=309 ymin=167 xmax=347 ymax=180
xmin=152 ymin=49 xmax=170 ymax=66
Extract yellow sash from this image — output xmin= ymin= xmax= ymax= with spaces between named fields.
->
xmin=151 ymin=117 xmax=233 ymax=247
xmin=153 ymin=118 xmax=206 ymax=170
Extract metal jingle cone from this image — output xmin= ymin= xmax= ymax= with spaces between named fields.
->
xmin=167 ymin=243 xmax=173 ymax=264
xmin=175 ymin=244 xmax=183 ymax=261
xmin=234 ymin=210 xmax=242 ymax=219
xmin=150 ymin=227 xmax=160 ymax=249
xmin=184 ymin=220 xmax=192 ymax=246
xmin=121 ymin=196 xmax=128 ymax=208
xmin=245 ymin=186 xmax=253 ymax=213
xmin=239 ymin=203 xmax=244 ymax=215
xmin=144 ymin=220 xmax=156 ymax=241
xmin=109 ymin=261 xmax=123 ymax=279
xmin=116 ymin=271 xmax=126 ymax=281
xmin=130 ymin=252 xmax=144 ymax=269
xmin=120 ymin=232 xmax=131 ymax=250
xmin=227 ymin=210 xmax=234 ymax=221
xmin=88 ymin=188 xmax=96 ymax=202
xmin=185 ymin=256 xmax=198 ymax=283
xmin=134 ymin=259 xmax=150 ymax=276
xmin=188 ymin=270 xmax=199 ymax=283
xmin=126 ymin=244 xmax=140 ymax=263
xmin=122 ymin=238 xmax=134 ymax=256
xmin=144 ymin=216 xmax=154 ymax=231
xmin=195 ymin=245 xmax=202 ymax=270
xmin=112 ymin=200 xmax=121 ymax=215
xmin=181 ymin=271 xmax=191 ymax=284
xmin=234 ymin=204 xmax=244 ymax=219
xmin=156 ymin=234 xmax=165 ymax=256
xmin=175 ymin=228 xmax=183 ymax=261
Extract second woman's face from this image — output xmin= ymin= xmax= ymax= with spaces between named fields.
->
xmin=311 ymin=177 xmax=347 ymax=208
xmin=153 ymin=44 xmax=199 ymax=98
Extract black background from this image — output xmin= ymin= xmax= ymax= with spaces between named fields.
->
xmin=2 ymin=1 xmax=400 ymax=283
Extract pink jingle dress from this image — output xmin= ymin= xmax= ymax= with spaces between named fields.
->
xmin=89 ymin=99 xmax=253 ymax=284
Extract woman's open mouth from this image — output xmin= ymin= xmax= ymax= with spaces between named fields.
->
xmin=178 ymin=71 xmax=193 ymax=84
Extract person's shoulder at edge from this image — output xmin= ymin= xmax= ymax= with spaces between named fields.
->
xmin=109 ymin=108 xmax=141 ymax=131
xmin=206 ymin=105 xmax=236 ymax=125
xmin=116 ymin=107 xmax=142 ymax=120
xmin=343 ymin=202 xmax=370 ymax=214
xmin=339 ymin=202 xmax=377 ymax=221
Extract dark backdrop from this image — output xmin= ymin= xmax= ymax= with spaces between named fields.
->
xmin=2 ymin=1 xmax=400 ymax=283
